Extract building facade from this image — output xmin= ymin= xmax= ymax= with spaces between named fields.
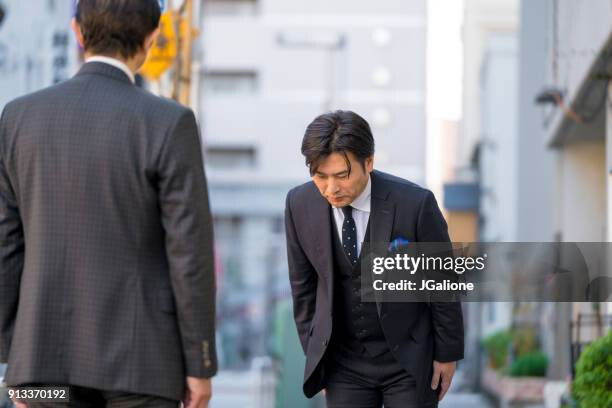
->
xmin=0 ymin=0 xmax=78 ymax=108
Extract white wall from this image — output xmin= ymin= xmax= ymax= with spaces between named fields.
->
xmin=542 ymin=1 xmax=612 ymax=146
xmin=548 ymin=1 xmax=612 ymax=107
xmin=516 ymin=0 xmax=556 ymax=242
xmin=459 ymin=0 xmax=518 ymax=169
xmin=479 ymin=33 xmax=518 ymax=242
xmin=481 ymin=302 xmax=513 ymax=337
xmin=556 ymin=140 xmax=606 ymax=242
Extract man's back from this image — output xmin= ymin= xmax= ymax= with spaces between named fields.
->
xmin=0 ymin=61 xmax=217 ymax=402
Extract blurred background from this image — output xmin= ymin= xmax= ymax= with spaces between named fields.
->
xmin=1 ymin=1 xmax=611 ymax=407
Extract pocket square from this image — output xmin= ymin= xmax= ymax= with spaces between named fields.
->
xmin=388 ymin=237 xmax=410 ymax=251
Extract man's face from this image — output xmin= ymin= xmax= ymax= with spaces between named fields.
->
xmin=312 ymin=152 xmax=373 ymax=207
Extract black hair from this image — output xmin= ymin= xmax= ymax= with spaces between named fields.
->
xmin=76 ymin=0 xmax=161 ymax=60
xmin=301 ymin=110 xmax=375 ymax=176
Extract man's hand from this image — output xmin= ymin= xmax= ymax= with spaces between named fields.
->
xmin=183 ymin=377 xmax=212 ymax=408
xmin=430 ymin=360 xmax=456 ymax=401
xmin=11 ymin=398 xmax=27 ymax=408
xmin=8 ymin=387 xmax=27 ymax=408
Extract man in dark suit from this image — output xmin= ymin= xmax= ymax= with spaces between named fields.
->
xmin=285 ymin=111 xmax=464 ymax=407
xmin=0 ymin=1 xmax=216 ymax=407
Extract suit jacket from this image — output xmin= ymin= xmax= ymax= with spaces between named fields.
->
xmin=285 ymin=170 xmax=464 ymax=399
xmin=0 ymin=62 xmax=217 ymax=401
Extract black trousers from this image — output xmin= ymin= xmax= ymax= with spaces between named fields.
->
xmin=324 ymin=343 xmax=439 ymax=408
xmin=12 ymin=384 xmax=179 ymax=408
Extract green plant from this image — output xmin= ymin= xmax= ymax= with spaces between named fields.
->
xmin=572 ymin=331 xmax=612 ymax=408
xmin=507 ymin=351 xmax=548 ymax=377
xmin=512 ymin=327 xmax=539 ymax=357
xmin=482 ymin=330 xmax=513 ymax=370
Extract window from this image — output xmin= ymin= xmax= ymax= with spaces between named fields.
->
xmin=203 ymin=70 xmax=258 ymax=95
xmin=206 ymin=146 xmax=256 ymax=170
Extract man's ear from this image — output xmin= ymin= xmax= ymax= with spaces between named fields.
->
xmin=70 ymin=18 xmax=85 ymax=49
xmin=365 ymin=156 xmax=374 ymax=173
xmin=144 ymin=28 xmax=160 ymax=53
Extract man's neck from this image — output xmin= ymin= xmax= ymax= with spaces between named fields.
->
xmin=348 ymin=175 xmax=372 ymax=211
xmin=84 ymin=53 xmax=139 ymax=74
xmin=84 ymin=54 xmax=138 ymax=84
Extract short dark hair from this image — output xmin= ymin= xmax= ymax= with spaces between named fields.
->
xmin=76 ymin=0 xmax=161 ymax=60
xmin=301 ymin=110 xmax=375 ymax=176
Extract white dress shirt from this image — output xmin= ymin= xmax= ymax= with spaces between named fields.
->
xmin=332 ymin=175 xmax=371 ymax=256
xmin=85 ymin=55 xmax=136 ymax=84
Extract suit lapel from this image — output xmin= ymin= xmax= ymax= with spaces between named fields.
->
xmin=370 ymin=199 xmax=395 ymax=246
xmin=369 ymin=170 xmax=396 ymax=252
xmin=369 ymin=172 xmax=396 ymax=314
xmin=307 ymin=189 xmax=334 ymax=301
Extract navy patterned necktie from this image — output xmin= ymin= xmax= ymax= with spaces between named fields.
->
xmin=341 ymin=206 xmax=359 ymax=265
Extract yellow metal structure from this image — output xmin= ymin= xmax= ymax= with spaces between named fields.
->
xmin=139 ymin=11 xmax=178 ymax=81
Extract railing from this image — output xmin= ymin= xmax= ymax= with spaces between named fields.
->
xmin=569 ymin=313 xmax=612 ymax=376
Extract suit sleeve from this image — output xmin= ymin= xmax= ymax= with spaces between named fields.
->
xmin=0 ymin=107 xmax=24 ymax=363
xmin=417 ymin=190 xmax=464 ymax=363
xmin=285 ymin=192 xmax=318 ymax=354
xmin=157 ymin=109 xmax=217 ymax=377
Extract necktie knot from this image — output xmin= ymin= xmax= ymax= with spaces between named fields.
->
xmin=342 ymin=205 xmax=353 ymax=218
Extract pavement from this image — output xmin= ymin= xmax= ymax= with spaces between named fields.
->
xmin=440 ymin=392 xmax=495 ymax=408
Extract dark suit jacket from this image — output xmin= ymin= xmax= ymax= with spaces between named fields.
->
xmin=285 ymin=170 xmax=464 ymax=399
xmin=0 ymin=62 xmax=217 ymax=401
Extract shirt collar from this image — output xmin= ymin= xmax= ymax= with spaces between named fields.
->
xmin=85 ymin=56 xmax=135 ymax=84
xmin=345 ymin=175 xmax=371 ymax=213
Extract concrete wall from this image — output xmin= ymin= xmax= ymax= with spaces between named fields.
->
xmin=460 ymin=0 xmax=518 ymax=168
xmin=556 ymin=140 xmax=606 ymax=241
xmin=516 ymin=0 xmax=556 ymax=242
xmin=547 ymin=0 xmax=612 ymax=109
xmin=479 ymin=33 xmax=518 ymax=242
xmin=542 ymin=1 xmax=612 ymax=146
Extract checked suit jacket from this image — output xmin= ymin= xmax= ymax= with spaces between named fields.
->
xmin=0 ymin=62 xmax=217 ymax=401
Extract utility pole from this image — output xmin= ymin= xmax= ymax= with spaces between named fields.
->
xmin=139 ymin=0 xmax=199 ymax=105
xmin=172 ymin=0 xmax=196 ymax=106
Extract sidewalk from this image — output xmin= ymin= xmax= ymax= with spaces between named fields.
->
xmin=440 ymin=393 xmax=494 ymax=408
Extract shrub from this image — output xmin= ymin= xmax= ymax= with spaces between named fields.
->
xmin=483 ymin=330 xmax=513 ymax=370
xmin=572 ymin=331 xmax=612 ymax=408
xmin=508 ymin=351 xmax=548 ymax=377
xmin=512 ymin=327 xmax=539 ymax=357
